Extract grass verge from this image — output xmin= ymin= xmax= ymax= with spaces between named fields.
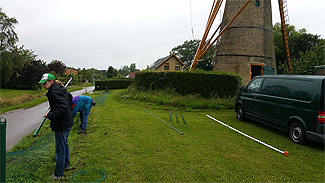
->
xmin=7 ymin=89 xmax=325 ymax=182
xmin=120 ymin=87 xmax=235 ymax=110
xmin=0 ymin=86 xmax=83 ymax=114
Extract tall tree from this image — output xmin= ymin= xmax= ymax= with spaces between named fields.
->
xmin=19 ymin=60 xmax=49 ymax=89
xmin=79 ymin=68 xmax=91 ymax=82
xmin=119 ymin=65 xmax=130 ymax=77
xmin=88 ymin=68 xmax=103 ymax=81
xmin=0 ymin=8 xmax=20 ymax=87
xmin=130 ymin=63 xmax=138 ymax=72
xmin=0 ymin=8 xmax=19 ymax=52
xmin=273 ymin=22 xmax=322 ymax=71
xmin=107 ymin=66 xmax=118 ymax=78
xmin=279 ymin=39 xmax=325 ymax=74
xmin=170 ymin=39 xmax=215 ymax=71
xmin=47 ymin=60 xmax=66 ymax=76
xmin=1 ymin=46 xmax=37 ymax=87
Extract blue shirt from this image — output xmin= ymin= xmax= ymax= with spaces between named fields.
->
xmin=71 ymin=95 xmax=93 ymax=118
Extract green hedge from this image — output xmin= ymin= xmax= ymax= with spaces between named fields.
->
xmin=95 ymin=79 xmax=134 ymax=90
xmin=135 ymin=71 xmax=242 ymax=98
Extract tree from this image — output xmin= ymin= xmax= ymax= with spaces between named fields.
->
xmin=0 ymin=51 xmax=13 ymax=86
xmin=130 ymin=63 xmax=138 ymax=72
xmin=19 ymin=60 xmax=49 ymax=89
xmin=0 ymin=8 xmax=19 ymax=52
xmin=106 ymin=66 xmax=118 ymax=78
xmin=119 ymin=65 xmax=130 ymax=77
xmin=88 ymin=68 xmax=103 ymax=82
xmin=0 ymin=8 xmax=20 ymax=87
xmin=1 ymin=46 xmax=37 ymax=87
xmin=47 ymin=60 xmax=66 ymax=76
xmin=279 ymin=39 xmax=325 ymax=74
xmin=273 ymin=22 xmax=322 ymax=71
xmin=119 ymin=63 xmax=139 ymax=77
xmin=170 ymin=39 xmax=216 ymax=71
xmin=77 ymin=68 xmax=103 ymax=83
xmin=79 ymin=68 xmax=92 ymax=82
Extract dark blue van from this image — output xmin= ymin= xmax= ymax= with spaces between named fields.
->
xmin=235 ymin=75 xmax=325 ymax=144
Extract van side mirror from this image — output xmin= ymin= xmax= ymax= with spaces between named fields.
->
xmin=240 ymin=86 xmax=246 ymax=92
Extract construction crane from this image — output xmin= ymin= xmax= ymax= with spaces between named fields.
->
xmin=278 ymin=0 xmax=292 ymax=74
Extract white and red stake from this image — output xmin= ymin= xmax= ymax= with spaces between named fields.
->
xmin=206 ymin=114 xmax=289 ymax=156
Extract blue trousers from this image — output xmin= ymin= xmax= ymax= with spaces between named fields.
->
xmin=80 ymin=101 xmax=93 ymax=130
xmin=54 ymin=128 xmax=71 ymax=176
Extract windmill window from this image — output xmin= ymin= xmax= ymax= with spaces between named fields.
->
xmin=256 ymin=0 xmax=260 ymax=7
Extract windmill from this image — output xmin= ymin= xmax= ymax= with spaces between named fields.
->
xmin=190 ymin=0 xmax=292 ymax=85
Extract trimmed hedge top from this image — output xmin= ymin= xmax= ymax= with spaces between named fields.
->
xmin=95 ymin=78 xmax=134 ymax=90
xmin=135 ymin=71 xmax=242 ymax=98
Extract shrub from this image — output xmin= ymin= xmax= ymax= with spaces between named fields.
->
xmin=95 ymin=78 xmax=134 ymax=90
xmin=135 ymin=71 xmax=241 ymax=98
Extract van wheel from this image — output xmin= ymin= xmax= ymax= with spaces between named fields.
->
xmin=289 ymin=122 xmax=306 ymax=144
xmin=236 ymin=105 xmax=246 ymax=121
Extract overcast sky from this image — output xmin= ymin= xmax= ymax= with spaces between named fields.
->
xmin=1 ymin=0 xmax=324 ymax=70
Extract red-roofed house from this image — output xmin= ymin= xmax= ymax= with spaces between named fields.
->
xmin=65 ymin=69 xmax=78 ymax=75
xmin=126 ymin=72 xmax=139 ymax=78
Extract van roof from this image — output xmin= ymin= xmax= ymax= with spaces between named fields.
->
xmin=315 ymin=65 xmax=325 ymax=69
xmin=255 ymin=75 xmax=325 ymax=80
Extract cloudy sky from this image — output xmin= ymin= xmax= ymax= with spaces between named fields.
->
xmin=1 ymin=0 xmax=324 ymax=70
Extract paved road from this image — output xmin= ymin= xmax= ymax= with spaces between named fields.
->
xmin=2 ymin=86 xmax=95 ymax=151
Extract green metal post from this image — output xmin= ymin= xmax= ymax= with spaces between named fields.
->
xmin=0 ymin=117 xmax=7 ymax=183
xmin=180 ymin=114 xmax=187 ymax=125
xmin=176 ymin=114 xmax=179 ymax=123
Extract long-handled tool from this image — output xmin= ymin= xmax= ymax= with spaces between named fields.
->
xmin=33 ymin=78 xmax=72 ymax=137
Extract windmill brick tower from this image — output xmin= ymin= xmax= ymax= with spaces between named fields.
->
xmin=212 ymin=0 xmax=276 ymax=85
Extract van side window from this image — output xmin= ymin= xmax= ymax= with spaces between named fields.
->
xmin=246 ymin=78 xmax=263 ymax=93
xmin=261 ymin=78 xmax=314 ymax=101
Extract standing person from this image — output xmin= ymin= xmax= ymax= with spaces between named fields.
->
xmin=71 ymin=95 xmax=96 ymax=134
xmin=39 ymin=73 xmax=73 ymax=180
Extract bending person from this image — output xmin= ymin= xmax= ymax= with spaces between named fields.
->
xmin=71 ymin=95 xmax=96 ymax=134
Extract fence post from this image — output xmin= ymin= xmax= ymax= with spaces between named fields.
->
xmin=0 ymin=117 xmax=6 ymax=183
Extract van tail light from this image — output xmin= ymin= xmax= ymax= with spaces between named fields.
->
xmin=317 ymin=111 xmax=325 ymax=123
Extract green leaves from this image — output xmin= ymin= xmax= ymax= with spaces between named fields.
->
xmin=135 ymin=71 xmax=241 ymax=98
xmin=0 ymin=8 xmax=19 ymax=52
xmin=170 ymin=39 xmax=216 ymax=71
xmin=273 ymin=22 xmax=324 ymax=74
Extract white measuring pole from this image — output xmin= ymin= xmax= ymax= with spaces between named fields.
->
xmin=206 ymin=114 xmax=289 ymax=156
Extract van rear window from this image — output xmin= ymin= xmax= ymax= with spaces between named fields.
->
xmin=261 ymin=78 xmax=314 ymax=101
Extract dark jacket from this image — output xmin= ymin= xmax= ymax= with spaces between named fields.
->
xmin=46 ymin=83 xmax=73 ymax=131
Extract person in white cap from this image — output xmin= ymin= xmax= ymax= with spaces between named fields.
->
xmin=39 ymin=73 xmax=73 ymax=180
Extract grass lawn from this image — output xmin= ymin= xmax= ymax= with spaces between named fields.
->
xmin=8 ymin=89 xmax=325 ymax=182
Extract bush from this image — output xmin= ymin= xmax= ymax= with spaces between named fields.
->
xmin=135 ymin=71 xmax=241 ymax=98
xmin=95 ymin=78 xmax=134 ymax=90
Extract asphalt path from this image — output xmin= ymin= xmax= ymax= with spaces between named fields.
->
xmin=2 ymin=86 xmax=95 ymax=151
